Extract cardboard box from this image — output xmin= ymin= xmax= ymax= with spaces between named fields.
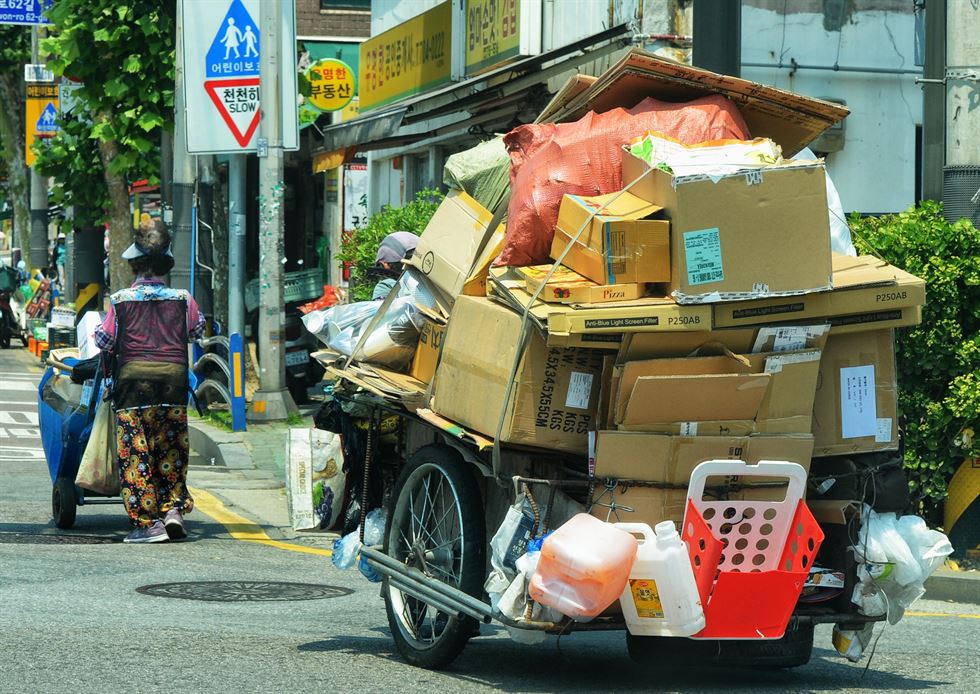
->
xmin=623 ymin=150 xmax=832 ymax=304
xmin=547 ymin=297 xmax=712 ymax=334
xmin=590 ymin=432 xmax=814 ymax=527
xmin=431 ymin=296 xmax=605 ymax=453
xmin=408 ymin=316 xmax=447 ymax=384
xmin=517 ymin=263 xmax=647 ymax=305
xmin=827 ymin=305 xmax=922 ymax=335
xmin=611 ymin=347 xmax=822 ymax=435
xmin=547 ymin=331 xmax=623 ymax=351
xmin=811 ymin=329 xmax=899 ymax=456
xmin=551 ymin=191 xmax=670 ymax=286
xmin=713 ymin=254 xmax=926 ymax=329
xmin=619 ymin=324 xmax=829 ymax=361
xmin=408 ymin=190 xmax=503 ymax=301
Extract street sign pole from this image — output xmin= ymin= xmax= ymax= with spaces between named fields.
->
xmin=248 ymin=0 xmax=296 ymax=421
xmin=28 ymin=25 xmax=49 ymax=271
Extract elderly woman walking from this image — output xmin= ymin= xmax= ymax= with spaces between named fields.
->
xmin=95 ymin=220 xmax=205 ymax=543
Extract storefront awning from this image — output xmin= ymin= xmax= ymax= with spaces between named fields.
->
xmin=312 ymin=24 xmax=633 ymax=155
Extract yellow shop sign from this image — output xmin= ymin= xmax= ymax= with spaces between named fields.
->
xmin=465 ymin=0 xmax=521 ymax=75
xmin=359 ymin=1 xmax=452 ymax=111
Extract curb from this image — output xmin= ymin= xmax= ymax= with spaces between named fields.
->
xmin=922 ymin=567 xmax=980 ymax=605
xmin=188 ymin=419 xmax=254 ymax=470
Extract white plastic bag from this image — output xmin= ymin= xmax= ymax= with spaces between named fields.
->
xmin=331 ymin=529 xmax=361 ymax=570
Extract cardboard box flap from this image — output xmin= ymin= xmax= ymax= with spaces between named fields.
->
xmin=547 ymin=48 xmax=850 ymax=155
xmin=622 ymin=373 xmax=771 ymax=425
xmin=562 ymin=191 xmax=663 ymax=224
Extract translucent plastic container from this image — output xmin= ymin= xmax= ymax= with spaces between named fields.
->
xmin=615 ymin=521 xmax=705 ymax=637
xmin=528 ymin=513 xmax=638 ymax=620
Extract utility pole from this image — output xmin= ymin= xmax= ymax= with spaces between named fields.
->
xmin=692 ymin=0 xmax=741 ymax=77
xmin=227 ymin=154 xmax=246 ymax=337
xmin=249 ymin=0 xmax=297 ymax=421
xmin=921 ymin=0 xmax=944 ymax=202
xmin=171 ymin=0 xmax=197 ymax=298
xmin=28 ymin=26 xmax=49 ymax=271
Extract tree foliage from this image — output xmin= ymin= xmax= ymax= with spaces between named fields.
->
xmin=849 ymin=202 xmax=980 ymax=516
xmin=337 ymin=189 xmax=443 ymax=301
xmin=40 ymin=1 xmax=175 ymax=289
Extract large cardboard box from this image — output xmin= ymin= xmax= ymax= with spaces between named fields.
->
xmin=611 ymin=347 xmax=822 ymax=435
xmin=619 ymin=324 xmax=829 ymax=361
xmin=623 ymin=150 xmax=832 ymax=304
xmin=590 ymin=432 xmax=814 ymax=526
xmin=712 ymin=254 xmax=926 ymax=329
xmin=812 ymin=329 xmax=899 ymax=456
xmin=551 ymin=191 xmax=670 ymax=286
xmin=431 ymin=296 xmax=605 ymax=453
xmin=408 ymin=190 xmax=503 ymax=300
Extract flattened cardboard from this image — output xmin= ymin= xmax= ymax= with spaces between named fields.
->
xmin=552 ymin=191 xmax=670 ymax=285
xmin=431 ymin=296 xmax=604 ymax=453
xmin=812 ymin=329 xmax=899 ymax=456
xmin=547 ymin=297 xmax=712 ymax=334
xmin=547 ymin=331 xmax=623 ymax=350
xmin=619 ymin=325 xmax=829 ymax=361
xmin=589 ymin=432 xmax=815 ymax=527
xmin=623 ymin=151 xmax=832 ymax=303
xmin=827 ymin=305 xmax=922 ymax=334
xmin=713 ymin=254 xmax=926 ymax=328
xmin=517 ymin=263 xmax=647 ymax=305
xmin=546 ymin=48 xmax=850 ymax=156
xmin=409 ymin=190 xmax=497 ymax=300
xmin=622 ymin=373 xmax=771 ymax=425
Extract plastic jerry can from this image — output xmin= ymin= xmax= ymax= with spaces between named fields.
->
xmin=528 ymin=514 xmax=638 ymax=620
xmin=615 ymin=521 xmax=705 ymax=637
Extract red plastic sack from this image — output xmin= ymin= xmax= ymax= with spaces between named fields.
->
xmin=496 ymin=95 xmax=750 ymax=267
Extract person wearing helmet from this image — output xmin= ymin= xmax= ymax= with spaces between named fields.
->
xmin=371 ymin=231 xmax=418 ymax=300
xmin=94 ymin=219 xmax=205 ymax=543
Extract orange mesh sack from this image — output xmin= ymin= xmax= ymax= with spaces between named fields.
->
xmin=496 ymin=95 xmax=750 ymax=267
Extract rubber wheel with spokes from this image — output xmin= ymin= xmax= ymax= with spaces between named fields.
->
xmin=382 ymin=444 xmax=486 ymax=670
xmin=52 ymin=478 xmax=77 ymax=529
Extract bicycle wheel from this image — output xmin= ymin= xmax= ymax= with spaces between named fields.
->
xmin=383 ymin=444 xmax=485 ymax=669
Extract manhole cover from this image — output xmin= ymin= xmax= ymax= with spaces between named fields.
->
xmin=0 ymin=533 xmax=117 ymax=545
xmin=136 ymin=581 xmax=353 ymax=602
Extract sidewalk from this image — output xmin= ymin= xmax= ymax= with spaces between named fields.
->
xmin=187 ymin=411 xmax=323 ymax=543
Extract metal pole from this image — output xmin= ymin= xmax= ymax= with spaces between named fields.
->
xmin=922 ymin=0 xmax=945 ymax=201
xmin=172 ymin=0 xmax=196 ymax=294
xmin=28 ymin=26 xmax=49 ymax=271
xmin=692 ymin=0 xmax=741 ymax=77
xmin=249 ymin=0 xmax=297 ymax=421
xmin=227 ymin=154 xmax=246 ymax=337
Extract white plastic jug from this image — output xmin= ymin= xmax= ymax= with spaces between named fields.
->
xmin=615 ymin=520 xmax=705 ymax=637
xmin=528 ymin=514 xmax=638 ymax=620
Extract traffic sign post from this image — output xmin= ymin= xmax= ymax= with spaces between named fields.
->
xmin=0 ymin=0 xmax=51 ymax=26
xmin=24 ymin=82 xmax=59 ymax=167
xmin=180 ymin=0 xmax=298 ymax=155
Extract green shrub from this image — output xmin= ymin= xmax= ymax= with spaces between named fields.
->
xmin=337 ymin=188 xmax=443 ymax=302
xmin=849 ymin=201 xmax=980 ymax=518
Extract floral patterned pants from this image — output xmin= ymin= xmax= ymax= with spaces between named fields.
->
xmin=116 ymin=406 xmax=194 ymax=528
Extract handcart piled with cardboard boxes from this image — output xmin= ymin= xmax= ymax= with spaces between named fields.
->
xmin=307 ymin=50 xmax=951 ymax=671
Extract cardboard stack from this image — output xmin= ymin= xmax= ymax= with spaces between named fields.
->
xmin=332 ymin=49 xmax=925 ymax=531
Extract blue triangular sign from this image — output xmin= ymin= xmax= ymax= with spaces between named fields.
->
xmin=36 ymin=102 xmax=58 ymax=133
xmin=206 ymin=0 xmax=260 ymax=78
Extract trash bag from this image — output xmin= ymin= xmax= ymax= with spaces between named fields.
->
xmin=496 ymin=94 xmax=750 ymax=267
xmin=443 ymin=136 xmax=511 ymax=214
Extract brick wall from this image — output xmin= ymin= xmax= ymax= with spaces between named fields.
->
xmin=296 ymin=0 xmax=370 ymax=38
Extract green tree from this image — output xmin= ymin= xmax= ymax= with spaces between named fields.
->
xmin=850 ymin=202 xmax=980 ymax=520
xmin=42 ymin=1 xmax=175 ymax=291
xmin=0 ymin=25 xmax=31 ymax=253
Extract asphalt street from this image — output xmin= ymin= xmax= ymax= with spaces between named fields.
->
xmin=0 ymin=344 xmax=977 ymax=694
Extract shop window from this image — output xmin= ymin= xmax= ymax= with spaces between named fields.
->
xmin=319 ymin=0 xmax=371 ymax=10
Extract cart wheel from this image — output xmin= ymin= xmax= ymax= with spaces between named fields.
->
xmin=0 ymin=330 xmax=9 ymax=349
xmin=626 ymin=623 xmax=814 ymax=669
xmin=383 ymin=444 xmax=485 ymax=670
xmin=20 ymin=332 xmax=29 ymax=348
xmin=52 ymin=478 xmax=77 ymax=529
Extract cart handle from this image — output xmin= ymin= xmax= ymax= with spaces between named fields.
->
xmin=46 ymin=357 xmax=74 ymax=373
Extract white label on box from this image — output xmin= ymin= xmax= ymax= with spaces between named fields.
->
xmin=764 ymin=357 xmax=783 ymax=374
xmin=684 ymin=228 xmax=724 ymax=286
xmin=566 ymin=371 xmax=594 ymax=410
xmin=840 ymin=365 xmax=877 ymax=439
xmin=876 ymin=418 xmax=893 ymax=443
xmin=679 ymin=422 xmax=698 ymax=436
xmin=766 ymin=351 xmax=821 ymax=373
xmin=588 ymin=431 xmax=597 ymax=477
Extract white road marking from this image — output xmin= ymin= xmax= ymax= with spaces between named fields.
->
xmin=0 ymin=427 xmax=41 ymax=438
xmin=0 ymin=411 xmax=39 ymax=426
xmin=0 ymin=381 xmax=38 ymax=392
xmin=0 ymin=450 xmax=46 ymax=460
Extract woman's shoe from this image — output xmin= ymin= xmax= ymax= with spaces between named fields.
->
xmin=124 ymin=521 xmax=169 ymax=544
xmin=163 ymin=509 xmax=187 ymax=540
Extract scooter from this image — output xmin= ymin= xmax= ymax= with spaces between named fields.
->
xmin=0 ymin=265 xmax=27 ymax=349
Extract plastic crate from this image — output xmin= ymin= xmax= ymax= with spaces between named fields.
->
xmin=244 ymin=268 xmax=323 ymax=312
xmin=682 ymin=460 xmax=824 ymax=640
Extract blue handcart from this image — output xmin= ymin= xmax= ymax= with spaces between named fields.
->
xmin=38 ymin=350 xmax=123 ymax=529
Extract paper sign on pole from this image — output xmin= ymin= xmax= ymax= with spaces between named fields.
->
xmin=181 ymin=0 xmax=299 ymax=154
